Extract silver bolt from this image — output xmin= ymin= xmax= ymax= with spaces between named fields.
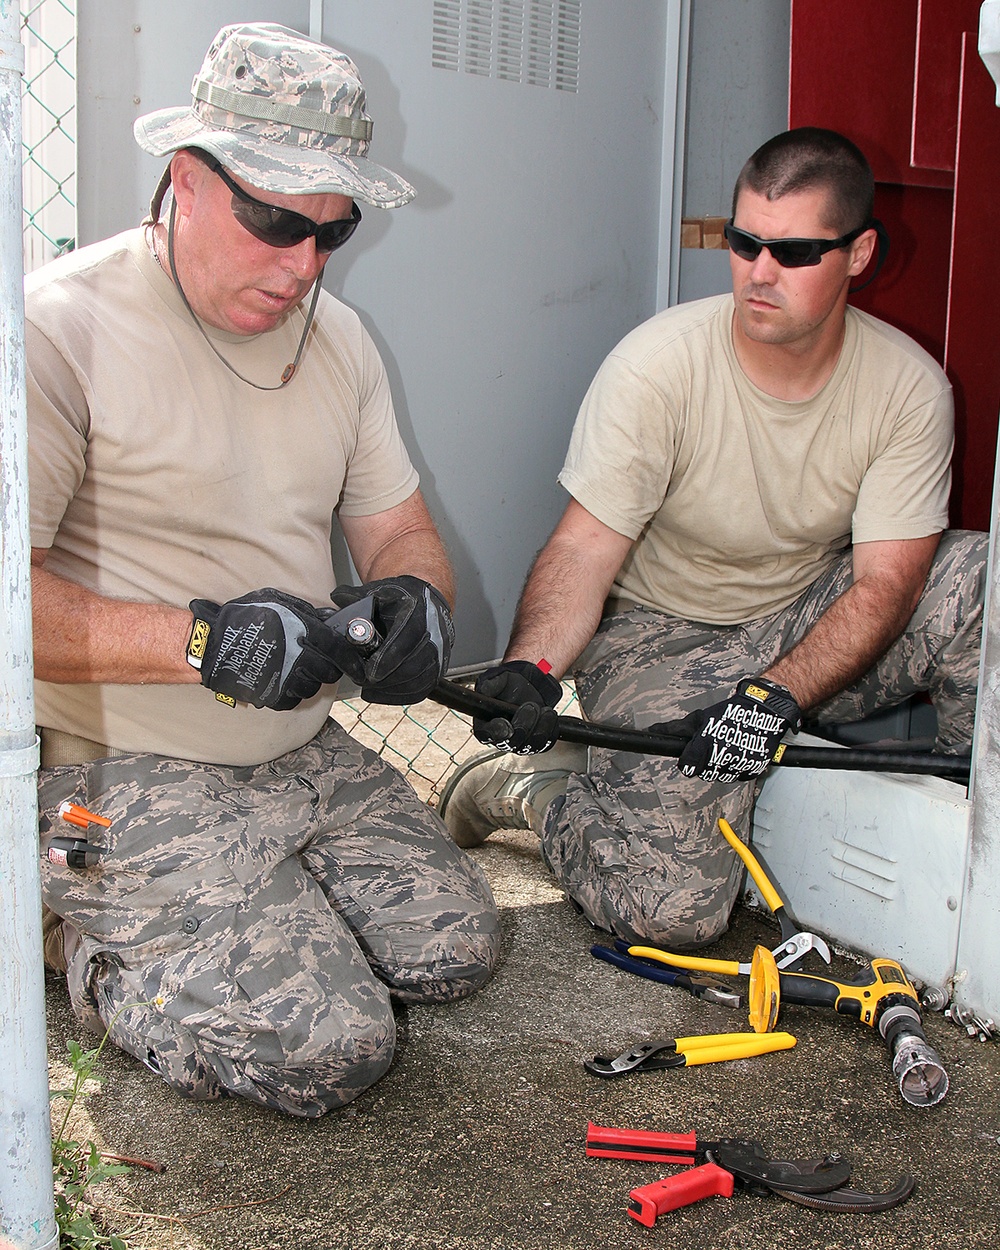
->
xmin=920 ymin=986 xmax=949 ymax=1012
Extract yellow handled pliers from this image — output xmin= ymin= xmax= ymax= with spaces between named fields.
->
xmin=617 ymin=819 xmax=832 ymax=1032
xmin=584 ymin=1030 xmax=797 ymax=1077
xmin=627 ymin=943 xmax=783 ymax=1033
xmin=626 ymin=819 xmax=831 ymax=976
xmin=716 ymin=818 xmax=831 ymax=969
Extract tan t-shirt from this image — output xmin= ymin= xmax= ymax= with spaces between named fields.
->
xmin=26 ymin=229 xmax=419 ymax=765
xmin=559 ymin=295 xmax=953 ymax=625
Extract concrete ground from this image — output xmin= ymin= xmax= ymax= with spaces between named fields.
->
xmin=45 ymin=824 xmax=1000 ymax=1250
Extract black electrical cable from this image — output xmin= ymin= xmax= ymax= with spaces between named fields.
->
xmin=430 ymin=678 xmax=971 ymax=784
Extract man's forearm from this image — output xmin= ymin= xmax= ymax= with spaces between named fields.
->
xmin=31 ymin=561 xmax=198 ymax=685
xmin=505 ymin=544 xmax=620 ymax=678
xmin=342 ymin=490 xmax=456 ymax=608
xmin=363 ymin=528 xmax=455 ymax=609
xmin=503 ymin=501 xmax=633 ymax=678
xmin=763 ymin=575 xmax=920 ymax=710
xmin=505 ymin=556 xmax=603 ymax=677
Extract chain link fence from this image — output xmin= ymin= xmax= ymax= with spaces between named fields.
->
xmin=21 ymin=0 xmax=76 ymax=272
xmin=330 ymin=678 xmax=580 ymax=806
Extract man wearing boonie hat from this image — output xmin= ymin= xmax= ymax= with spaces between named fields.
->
xmin=26 ymin=23 xmax=500 ymax=1117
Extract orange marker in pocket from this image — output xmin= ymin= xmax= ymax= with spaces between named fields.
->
xmin=58 ymin=801 xmax=112 ymax=831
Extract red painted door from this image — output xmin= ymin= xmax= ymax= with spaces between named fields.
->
xmin=790 ymin=0 xmax=1000 ymax=530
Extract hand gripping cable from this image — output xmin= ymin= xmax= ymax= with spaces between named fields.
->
xmin=430 ymin=678 xmax=971 ymax=782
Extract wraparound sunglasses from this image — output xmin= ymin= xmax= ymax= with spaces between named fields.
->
xmin=205 ymin=157 xmax=362 ymax=253
xmin=723 ymin=219 xmax=871 ymax=268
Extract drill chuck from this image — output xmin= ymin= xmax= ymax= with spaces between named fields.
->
xmin=879 ymin=1004 xmax=949 ymax=1108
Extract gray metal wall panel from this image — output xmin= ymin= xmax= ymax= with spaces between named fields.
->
xmin=677 ymin=0 xmax=790 ymax=302
xmin=319 ymin=2 xmax=671 ymax=662
xmin=682 ymin=0 xmax=791 ymax=219
xmin=76 ymin=1 xmax=308 ymax=242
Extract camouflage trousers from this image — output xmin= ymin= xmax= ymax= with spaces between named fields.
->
xmin=38 ymin=718 xmax=500 ymax=1118
xmin=541 ymin=530 xmax=986 ymax=950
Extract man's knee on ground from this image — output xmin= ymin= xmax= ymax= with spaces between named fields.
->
xmin=144 ymin=1000 xmax=397 ymax=1118
xmin=556 ymin=865 xmax=735 ymax=953
xmin=231 ymin=1015 xmax=398 ymax=1118
xmin=379 ymin=916 xmax=502 ymax=1004
xmin=609 ymin=901 xmax=733 ymax=952
xmin=91 ymin=950 xmax=400 ymax=1117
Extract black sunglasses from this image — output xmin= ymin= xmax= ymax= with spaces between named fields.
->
xmin=724 ymin=219 xmax=871 ymax=268
xmin=206 ymin=158 xmax=361 ymax=253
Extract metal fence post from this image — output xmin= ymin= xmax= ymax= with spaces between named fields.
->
xmin=0 ymin=5 xmax=58 ymax=1247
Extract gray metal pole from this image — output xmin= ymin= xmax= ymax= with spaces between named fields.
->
xmin=0 ymin=9 xmax=58 ymax=1249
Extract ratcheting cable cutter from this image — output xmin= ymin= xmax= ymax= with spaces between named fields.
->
xmin=585 ymin=1122 xmax=916 ymax=1223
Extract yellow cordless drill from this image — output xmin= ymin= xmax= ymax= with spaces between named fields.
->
xmin=777 ymin=957 xmax=948 ymax=1107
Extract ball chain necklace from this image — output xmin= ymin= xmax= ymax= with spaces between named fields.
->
xmin=150 ymin=192 xmax=320 ymax=390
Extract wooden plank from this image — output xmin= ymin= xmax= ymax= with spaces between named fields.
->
xmin=790 ymin=0 xmax=951 ymax=188
xmin=911 ymin=0 xmax=981 ymax=171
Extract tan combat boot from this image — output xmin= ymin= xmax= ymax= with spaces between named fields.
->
xmin=438 ymin=741 xmax=588 ymax=847
xmin=42 ymin=904 xmax=68 ymax=973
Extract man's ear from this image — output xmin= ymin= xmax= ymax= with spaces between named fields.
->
xmin=848 ymin=226 xmax=878 ymax=277
xmin=168 ymin=149 xmax=206 ymax=219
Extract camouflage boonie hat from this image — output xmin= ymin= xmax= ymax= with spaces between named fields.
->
xmin=133 ymin=23 xmax=414 ymax=208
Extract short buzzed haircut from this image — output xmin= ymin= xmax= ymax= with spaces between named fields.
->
xmin=732 ymin=127 xmax=874 ymax=235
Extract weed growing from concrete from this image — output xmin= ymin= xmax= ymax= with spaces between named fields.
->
xmin=50 ymin=1002 xmax=158 ymax=1250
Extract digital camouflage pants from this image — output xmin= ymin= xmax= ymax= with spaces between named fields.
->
xmin=541 ymin=530 xmax=987 ymax=950
xmin=38 ymin=718 xmax=500 ymax=1117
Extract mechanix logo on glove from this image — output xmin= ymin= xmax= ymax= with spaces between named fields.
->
xmin=188 ymin=589 xmax=346 ymax=711
xmin=212 ymin=616 xmax=281 ymax=701
xmin=677 ymin=677 xmax=802 ymax=785
xmin=187 ymin=618 xmax=211 ymax=668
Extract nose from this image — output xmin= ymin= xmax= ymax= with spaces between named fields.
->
xmin=280 ymin=238 xmax=327 ymax=283
xmin=746 ymin=244 xmax=781 ymax=284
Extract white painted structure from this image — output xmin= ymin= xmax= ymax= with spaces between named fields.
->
xmin=0 ymin=6 xmax=59 ymax=1247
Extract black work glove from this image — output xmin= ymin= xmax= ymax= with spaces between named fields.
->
xmin=473 ymin=660 xmax=561 ymax=754
xmin=187 ymin=589 xmax=347 ymax=711
xmin=650 ymin=677 xmax=802 ymax=784
xmin=328 ymin=575 xmax=454 ymax=705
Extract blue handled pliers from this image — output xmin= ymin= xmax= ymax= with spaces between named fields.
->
xmin=591 ymin=940 xmax=743 ymax=1008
